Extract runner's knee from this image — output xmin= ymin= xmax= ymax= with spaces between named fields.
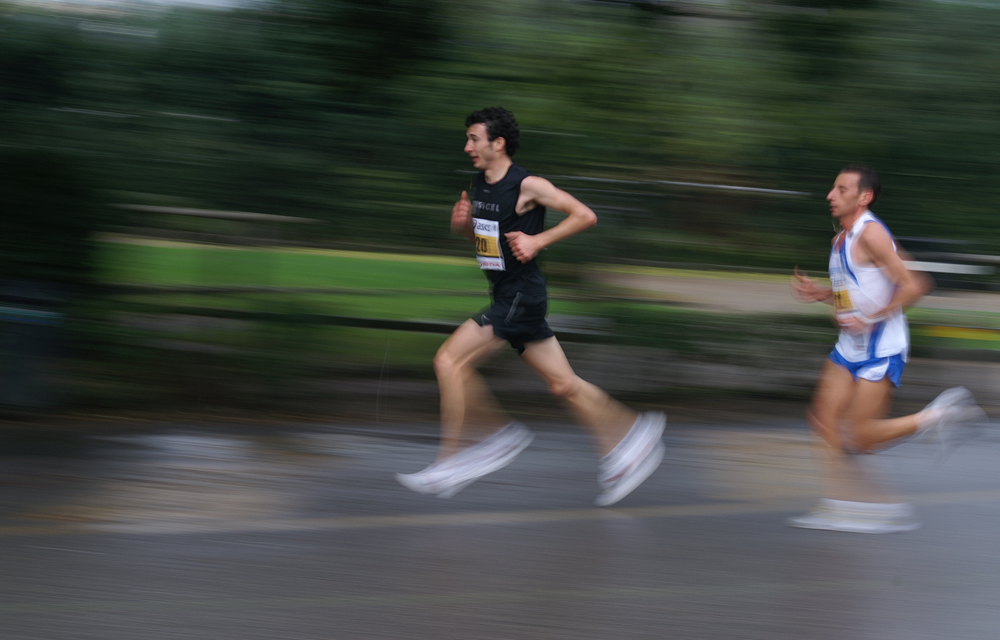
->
xmin=806 ymin=409 xmax=826 ymax=435
xmin=847 ymin=420 xmax=880 ymax=454
xmin=807 ymin=409 xmax=841 ymax=448
xmin=433 ymin=348 xmax=461 ymax=378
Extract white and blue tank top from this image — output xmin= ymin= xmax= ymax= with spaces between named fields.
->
xmin=829 ymin=210 xmax=909 ymax=362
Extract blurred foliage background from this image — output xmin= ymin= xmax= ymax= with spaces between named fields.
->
xmin=2 ymin=0 xmax=999 ymax=415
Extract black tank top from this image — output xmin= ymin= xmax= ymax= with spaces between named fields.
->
xmin=470 ymin=163 xmax=547 ymax=296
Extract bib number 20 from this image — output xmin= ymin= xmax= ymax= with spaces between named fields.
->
xmin=473 ymin=217 xmax=505 ymax=271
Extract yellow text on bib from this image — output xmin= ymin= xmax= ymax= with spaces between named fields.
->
xmin=473 ymin=218 xmax=505 ymax=271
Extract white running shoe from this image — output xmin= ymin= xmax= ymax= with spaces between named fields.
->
xmin=395 ymin=459 xmax=454 ymax=496
xmin=433 ymin=421 xmax=535 ymax=498
xmin=787 ymin=499 xmax=920 ymax=534
xmin=919 ymin=387 xmax=988 ymax=457
xmin=395 ymin=421 xmax=534 ymax=498
xmin=595 ymin=411 xmax=666 ymax=507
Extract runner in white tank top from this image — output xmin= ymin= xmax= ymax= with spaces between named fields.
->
xmin=789 ymin=166 xmax=985 ymax=534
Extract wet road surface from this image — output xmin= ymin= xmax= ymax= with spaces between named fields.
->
xmin=3 ymin=420 xmax=1000 ymax=639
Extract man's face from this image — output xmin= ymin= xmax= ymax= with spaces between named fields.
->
xmin=827 ymin=171 xmax=871 ymax=220
xmin=464 ymin=123 xmax=503 ymax=169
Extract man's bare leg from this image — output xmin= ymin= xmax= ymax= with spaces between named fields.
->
xmin=433 ymin=320 xmax=508 ymax=459
xmin=807 ymin=360 xmax=874 ymax=503
xmin=839 ymin=377 xmax=929 ymax=504
xmin=521 ymin=336 xmax=664 ymax=506
xmin=792 ymin=358 xmax=934 ymax=534
xmin=397 ymin=320 xmax=535 ymax=497
xmin=520 ymin=337 xmax=635 ymax=456
xmin=807 ymin=359 xmax=856 ymax=452
xmin=812 ymin=359 xmax=940 ymax=454
xmin=808 ymin=360 xmax=917 ymax=504
xmin=848 ymin=378 xmax=922 ymax=451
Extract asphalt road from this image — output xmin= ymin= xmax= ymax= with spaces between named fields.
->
xmin=3 ymin=420 xmax=1000 ymax=640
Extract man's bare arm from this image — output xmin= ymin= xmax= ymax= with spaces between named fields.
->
xmin=451 ymin=190 xmax=475 ymax=243
xmin=791 ymin=266 xmax=834 ymax=303
xmin=504 ymin=176 xmax=597 ymax=263
xmin=858 ymin=225 xmax=932 ymax=318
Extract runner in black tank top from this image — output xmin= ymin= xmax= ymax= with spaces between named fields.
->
xmin=469 ymin=163 xmax=553 ymax=352
xmin=396 ymin=107 xmax=666 ymax=507
xmin=471 ymin=163 xmax=547 ymax=298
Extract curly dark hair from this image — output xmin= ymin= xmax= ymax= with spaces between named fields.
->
xmin=465 ymin=107 xmax=520 ymax=157
xmin=841 ymin=165 xmax=881 ymax=206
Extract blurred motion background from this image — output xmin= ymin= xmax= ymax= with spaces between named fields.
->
xmin=2 ymin=0 xmax=999 ymax=419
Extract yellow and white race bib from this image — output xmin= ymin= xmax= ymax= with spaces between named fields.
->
xmin=833 ymin=289 xmax=854 ymax=314
xmin=830 ymin=269 xmax=854 ymax=314
xmin=473 ymin=218 xmax=505 ymax=271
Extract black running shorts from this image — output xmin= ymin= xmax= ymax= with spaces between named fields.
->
xmin=476 ymin=290 xmax=554 ymax=354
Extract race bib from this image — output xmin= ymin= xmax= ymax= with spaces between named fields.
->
xmin=473 ymin=217 xmax=505 ymax=271
xmin=830 ymin=268 xmax=854 ymax=314
xmin=833 ymin=289 xmax=854 ymax=314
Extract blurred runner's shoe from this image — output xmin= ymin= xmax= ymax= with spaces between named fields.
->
xmin=918 ymin=386 xmax=988 ymax=456
xmin=395 ymin=460 xmax=453 ymax=496
xmin=595 ymin=412 xmax=666 ymax=507
xmin=787 ymin=499 xmax=920 ymax=534
xmin=396 ymin=421 xmax=534 ymax=498
xmin=434 ymin=421 xmax=534 ymax=498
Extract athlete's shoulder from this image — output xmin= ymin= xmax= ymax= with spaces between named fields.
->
xmin=858 ymin=214 xmax=893 ymax=243
xmin=506 ymin=163 xmax=533 ymax=182
xmin=519 ymin=174 xmax=556 ymax=196
xmin=864 ymin=212 xmax=894 ymax=236
xmin=857 ymin=215 xmax=898 ymax=260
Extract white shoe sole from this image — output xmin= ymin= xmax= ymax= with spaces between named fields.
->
xmin=436 ymin=429 xmax=535 ymax=498
xmin=396 ymin=426 xmax=535 ymax=499
xmin=395 ymin=471 xmax=440 ymax=495
xmin=595 ymin=441 xmax=665 ymax=507
xmin=787 ymin=514 xmax=921 ymax=534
